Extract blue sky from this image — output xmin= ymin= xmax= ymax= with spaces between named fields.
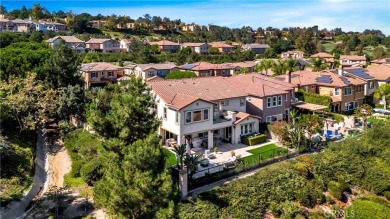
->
xmin=3 ymin=0 xmax=390 ymax=35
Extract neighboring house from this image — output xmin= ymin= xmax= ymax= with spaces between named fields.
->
xmin=310 ymin=52 xmax=335 ymax=63
xmin=148 ymin=75 xmax=292 ymax=149
xmin=340 ymin=55 xmax=366 ymax=67
xmin=86 ymin=38 xmax=120 ymax=52
xmin=371 ymin=58 xmax=390 ymax=65
xmin=276 ymin=69 xmax=366 ymax=112
xmin=230 ymin=61 xmax=257 ymax=73
xmin=209 ymin=42 xmax=235 ymax=53
xmin=32 ymin=20 xmax=66 ymax=32
xmin=120 ymin=39 xmax=131 ymax=52
xmin=47 ymin=36 xmax=86 ymax=53
xmin=181 ymin=43 xmax=210 ymax=53
xmin=241 ymin=44 xmax=270 ymax=54
xmin=90 ymin=20 xmax=106 ymax=28
xmin=342 ymin=67 xmax=377 ymax=97
xmin=281 ymin=50 xmax=304 ymax=59
xmin=179 ymin=62 xmax=238 ymax=77
xmin=80 ymin=62 xmax=124 ymax=89
xmin=0 ymin=18 xmax=16 ymax=32
xmin=365 ymin=65 xmax=390 ymax=105
xmin=181 ymin=24 xmax=204 ymax=32
xmin=0 ymin=18 xmax=33 ymax=32
xmin=296 ymin=59 xmax=311 ymax=71
xmin=124 ymin=62 xmax=178 ymax=80
xmin=149 ymin=40 xmax=181 ymax=53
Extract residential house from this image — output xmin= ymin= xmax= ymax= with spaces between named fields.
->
xmin=90 ymin=20 xmax=106 ymax=28
xmin=230 ymin=61 xmax=257 ymax=73
xmin=310 ymin=52 xmax=335 ymax=64
xmin=124 ymin=62 xmax=178 ymax=80
xmin=148 ymin=74 xmax=293 ymax=149
xmin=86 ymin=38 xmax=120 ymax=52
xmin=120 ymin=39 xmax=131 ymax=52
xmin=182 ymin=24 xmax=201 ymax=32
xmin=11 ymin=19 xmax=33 ymax=32
xmin=295 ymin=59 xmax=311 ymax=71
xmin=341 ymin=67 xmax=377 ymax=97
xmin=179 ymin=62 xmax=238 ymax=77
xmin=47 ymin=36 xmax=85 ymax=53
xmin=339 ymin=55 xmax=366 ymax=67
xmin=32 ymin=20 xmax=66 ymax=32
xmin=181 ymin=43 xmax=210 ymax=53
xmin=149 ymin=40 xmax=181 ymax=53
xmin=0 ymin=18 xmax=16 ymax=32
xmin=276 ymin=70 xmax=366 ymax=112
xmin=241 ymin=44 xmax=270 ymax=54
xmin=281 ymin=50 xmax=305 ymax=59
xmin=80 ymin=62 xmax=124 ymax=89
xmin=209 ymin=42 xmax=235 ymax=53
xmin=371 ymin=58 xmax=390 ymax=65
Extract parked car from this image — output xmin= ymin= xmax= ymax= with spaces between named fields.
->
xmin=373 ymin=108 xmax=390 ymax=115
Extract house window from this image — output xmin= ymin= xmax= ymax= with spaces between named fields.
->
xmin=311 ymin=85 xmax=316 ymax=89
xmin=175 ymin=112 xmax=179 ymax=124
xmin=221 ymin=100 xmax=229 ymax=106
xmin=193 ymin=110 xmax=202 ymax=122
xmin=267 ymin=97 xmax=272 ymax=107
xmin=198 ymin=132 xmax=208 ymax=138
xmin=108 ymin=71 xmax=113 ymax=77
xmin=278 ymin=96 xmax=282 ymax=106
xmin=101 ymin=72 xmax=104 ymax=78
xmin=368 ymin=81 xmax=374 ymax=89
xmin=91 ymin=72 xmax=98 ymax=78
xmin=272 ymin=96 xmax=277 ymax=106
xmin=148 ymin=71 xmax=154 ymax=76
xmin=344 ymin=87 xmax=352 ymax=96
xmin=203 ymin=109 xmax=209 ymax=120
xmin=345 ymin=102 xmax=349 ymax=111
xmin=163 ymin=107 xmax=167 ymax=120
xmin=240 ymin=98 xmax=245 ymax=106
xmin=214 ymin=103 xmax=219 ymax=112
xmin=356 ymin=85 xmax=363 ymax=93
xmin=335 ymin=88 xmax=340 ymax=96
xmin=185 ymin=112 xmax=192 ymax=123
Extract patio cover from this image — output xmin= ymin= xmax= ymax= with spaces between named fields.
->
xmin=294 ymin=102 xmax=328 ymax=112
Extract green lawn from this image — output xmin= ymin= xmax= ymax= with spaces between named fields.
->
xmin=323 ymin=43 xmax=336 ymax=52
xmin=163 ymin=148 xmax=177 ymax=166
xmin=241 ymin=144 xmax=288 ymax=164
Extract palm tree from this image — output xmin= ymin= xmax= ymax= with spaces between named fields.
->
xmin=354 ymin=104 xmax=373 ymax=128
xmin=271 ymin=60 xmax=285 ymax=75
xmin=184 ymin=154 xmax=202 ymax=180
xmin=259 ymin=59 xmax=273 ymax=76
xmin=291 ymin=126 xmax=304 ymax=152
xmin=288 ymin=109 xmax=299 ymax=127
xmin=310 ymin=57 xmax=328 ymax=72
xmin=374 ymin=84 xmax=390 ymax=109
xmin=283 ymin=59 xmax=298 ymax=74
xmin=173 ymin=144 xmax=186 ymax=169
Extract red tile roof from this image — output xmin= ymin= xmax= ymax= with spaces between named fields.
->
xmin=310 ymin=52 xmax=334 ymax=58
xmin=149 ymin=40 xmax=180 ymax=46
xmin=80 ymin=62 xmax=122 ymax=72
xmin=365 ymin=65 xmax=390 ymax=81
xmin=340 ymin=55 xmax=366 ymax=61
xmin=234 ymin=112 xmax=261 ymax=124
xmin=282 ymin=50 xmax=304 ymax=55
xmin=209 ymin=42 xmax=234 ymax=48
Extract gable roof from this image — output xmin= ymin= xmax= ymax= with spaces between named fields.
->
xmin=181 ymin=43 xmax=210 ymax=47
xmin=132 ymin=63 xmax=177 ymax=71
xmin=242 ymin=44 xmax=270 ymax=49
xmin=149 ymin=40 xmax=180 ymax=46
xmin=340 ymin=55 xmax=366 ymax=61
xmin=310 ymin=52 xmax=334 ymax=58
xmin=86 ymin=38 xmax=116 ymax=44
xmin=80 ymin=62 xmax=122 ymax=72
xmin=209 ymin=42 xmax=234 ymax=48
xmin=47 ymin=36 xmax=84 ymax=44
xmin=121 ymin=39 xmax=131 ymax=44
xmin=179 ymin=62 xmax=236 ymax=71
xmin=282 ymin=50 xmax=304 ymax=55
xmin=234 ymin=112 xmax=261 ymax=124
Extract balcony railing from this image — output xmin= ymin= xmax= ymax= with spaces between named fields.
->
xmin=213 ymin=111 xmax=235 ymax=124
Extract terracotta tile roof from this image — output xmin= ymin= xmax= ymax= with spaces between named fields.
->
xmin=181 ymin=43 xmax=209 ymax=47
xmin=146 ymin=76 xmax=165 ymax=81
xmin=80 ymin=62 xmax=122 ymax=72
xmin=310 ymin=52 xmax=334 ymax=58
xmin=340 ymin=55 xmax=366 ymax=61
xmin=330 ymin=96 xmax=342 ymax=103
xmin=47 ymin=36 xmax=84 ymax=43
xmin=277 ymin=70 xmax=366 ymax=87
xmin=365 ymin=65 xmax=390 ymax=81
xmin=179 ymin=62 xmax=235 ymax=71
xmin=229 ymin=61 xmax=257 ymax=68
xmin=209 ymin=42 xmax=234 ymax=48
xmin=121 ymin=39 xmax=131 ymax=44
xmin=371 ymin=58 xmax=390 ymax=64
xmin=168 ymin=93 xmax=214 ymax=109
xmin=86 ymin=38 xmax=115 ymax=44
xmin=223 ymin=73 xmax=296 ymax=97
xmin=242 ymin=43 xmax=270 ymax=49
xmin=149 ymin=40 xmax=180 ymax=46
xmin=234 ymin=112 xmax=261 ymax=124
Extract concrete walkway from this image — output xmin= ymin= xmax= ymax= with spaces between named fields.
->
xmin=1 ymin=127 xmax=48 ymax=219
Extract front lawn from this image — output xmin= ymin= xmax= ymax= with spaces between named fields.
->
xmin=241 ymin=144 xmax=288 ymax=164
xmin=163 ymin=148 xmax=177 ymax=166
xmin=323 ymin=43 xmax=336 ymax=52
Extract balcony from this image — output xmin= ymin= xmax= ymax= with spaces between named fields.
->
xmin=213 ymin=111 xmax=236 ymax=124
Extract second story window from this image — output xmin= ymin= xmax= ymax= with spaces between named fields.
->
xmin=267 ymin=95 xmax=283 ymax=108
xmin=368 ymin=81 xmax=374 ymax=89
xmin=108 ymin=71 xmax=113 ymax=77
xmin=203 ymin=109 xmax=209 ymax=120
xmin=344 ymin=87 xmax=352 ymax=96
xmin=101 ymin=72 xmax=104 ymax=78
xmin=335 ymin=88 xmax=340 ymax=96
xmin=148 ymin=71 xmax=154 ymax=76
xmin=240 ymin=98 xmax=245 ymax=106
xmin=163 ymin=107 xmax=167 ymax=120
xmin=185 ymin=108 xmax=210 ymax=124
xmin=175 ymin=112 xmax=179 ymax=124
xmin=221 ymin=100 xmax=229 ymax=106
xmin=278 ymin=96 xmax=282 ymax=106
xmin=91 ymin=72 xmax=98 ymax=78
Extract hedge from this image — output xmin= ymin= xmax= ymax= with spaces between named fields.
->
xmin=241 ymin=134 xmax=267 ymax=146
xmin=296 ymin=90 xmax=332 ymax=110
xmin=165 ymin=70 xmax=197 ymax=79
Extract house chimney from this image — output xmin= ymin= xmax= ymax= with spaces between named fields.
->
xmin=285 ymin=71 xmax=291 ymax=83
xmin=338 ymin=66 xmax=343 ymax=76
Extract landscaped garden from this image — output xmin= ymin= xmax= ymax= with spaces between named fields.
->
xmin=163 ymin=148 xmax=177 ymax=166
xmin=240 ymin=144 xmax=289 ymax=164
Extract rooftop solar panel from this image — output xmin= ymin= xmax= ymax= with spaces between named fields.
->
xmin=340 ymin=77 xmax=351 ymax=85
xmin=346 ymin=68 xmax=373 ymax=79
xmin=316 ymin=75 xmax=332 ymax=83
xmin=181 ymin=63 xmax=195 ymax=69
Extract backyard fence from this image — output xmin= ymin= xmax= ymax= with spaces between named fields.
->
xmin=186 ymin=148 xmax=302 ymax=191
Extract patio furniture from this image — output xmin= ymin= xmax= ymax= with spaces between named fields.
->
xmin=200 ymin=159 xmax=209 ymax=167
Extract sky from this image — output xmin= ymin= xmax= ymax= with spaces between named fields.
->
xmin=2 ymin=0 xmax=390 ymax=35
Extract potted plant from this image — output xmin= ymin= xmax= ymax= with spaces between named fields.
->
xmin=214 ymin=146 xmax=218 ymax=153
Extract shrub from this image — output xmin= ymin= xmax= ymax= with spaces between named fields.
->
xmin=267 ymin=121 xmax=288 ymax=143
xmin=327 ymin=180 xmax=349 ymax=201
xmin=346 ymin=199 xmax=390 ymax=219
xmin=80 ymin=158 xmax=103 ymax=186
xmin=270 ymin=201 xmax=303 ymax=219
xmin=331 ymin=113 xmax=344 ymax=123
xmin=296 ymin=90 xmax=332 ymax=110
xmin=241 ymin=134 xmax=266 ymax=146
xmin=165 ymin=70 xmax=196 ymax=79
